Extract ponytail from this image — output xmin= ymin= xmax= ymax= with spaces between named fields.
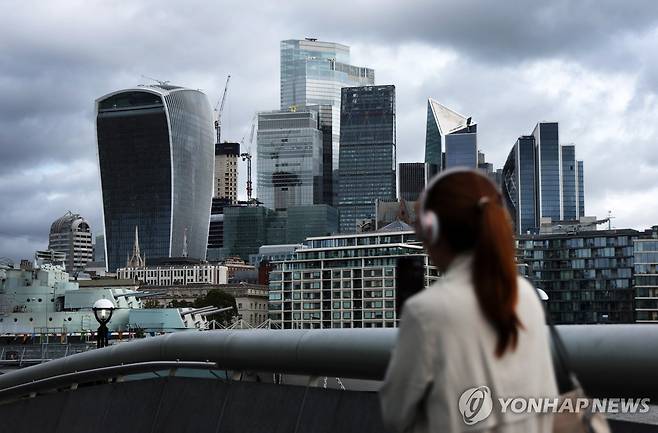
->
xmin=472 ymin=198 xmax=523 ymax=357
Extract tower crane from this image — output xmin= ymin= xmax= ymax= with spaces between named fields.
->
xmin=214 ymin=74 xmax=231 ymax=144
xmin=240 ymin=114 xmax=257 ymax=201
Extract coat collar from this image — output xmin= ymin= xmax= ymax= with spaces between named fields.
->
xmin=442 ymin=253 xmax=473 ymax=281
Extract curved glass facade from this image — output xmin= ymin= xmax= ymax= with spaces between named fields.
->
xmin=96 ymin=86 xmax=213 ymax=271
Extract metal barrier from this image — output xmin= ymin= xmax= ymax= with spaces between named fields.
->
xmin=0 ymin=325 xmax=657 ymax=401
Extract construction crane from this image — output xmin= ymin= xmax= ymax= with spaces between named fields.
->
xmin=214 ymin=74 xmax=231 ymax=144
xmin=240 ymin=114 xmax=257 ymax=201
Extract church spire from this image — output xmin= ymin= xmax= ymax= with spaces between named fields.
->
xmin=127 ymin=225 xmax=145 ymax=268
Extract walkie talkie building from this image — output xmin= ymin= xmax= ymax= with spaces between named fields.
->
xmin=96 ymin=85 xmax=214 ymax=271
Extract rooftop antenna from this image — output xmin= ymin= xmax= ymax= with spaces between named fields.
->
xmin=607 ymin=210 xmax=615 ymax=230
xmin=141 ymin=75 xmax=171 ymax=86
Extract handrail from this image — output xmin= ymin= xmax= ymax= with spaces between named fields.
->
xmin=0 ymin=361 xmax=219 ymax=401
xmin=0 ymin=325 xmax=657 ymax=399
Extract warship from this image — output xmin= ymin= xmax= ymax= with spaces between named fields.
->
xmin=0 ymin=258 xmax=215 ymax=337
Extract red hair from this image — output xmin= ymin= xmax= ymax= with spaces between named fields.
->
xmin=425 ymin=170 xmax=522 ymax=357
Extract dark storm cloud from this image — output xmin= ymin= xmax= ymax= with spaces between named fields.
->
xmin=2 ymin=0 xmax=658 ymax=260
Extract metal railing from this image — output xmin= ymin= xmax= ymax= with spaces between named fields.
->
xmin=0 ymin=325 xmax=657 ymax=402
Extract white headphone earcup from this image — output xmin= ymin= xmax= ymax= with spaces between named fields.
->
xmin=422 ymin=211 xmax=440 ymax=244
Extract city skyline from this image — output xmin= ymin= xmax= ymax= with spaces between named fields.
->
xmin=3 ymin=1 xmax=658 ymax=260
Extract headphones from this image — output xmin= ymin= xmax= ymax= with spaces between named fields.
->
xmin=418 ymin=167 xmax=498 ymax=245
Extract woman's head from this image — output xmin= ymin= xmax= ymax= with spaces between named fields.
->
xmin=417 ymin=168 xmax=522 ymax=357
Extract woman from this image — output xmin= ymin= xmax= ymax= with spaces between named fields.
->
xmin=380 ymin=168 xmax=557 ymax=433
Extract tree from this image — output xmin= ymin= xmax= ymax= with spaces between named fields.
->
xmin=193 ymin=290 xmax=237 ymax=325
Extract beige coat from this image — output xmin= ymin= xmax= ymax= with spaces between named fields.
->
xmin=380 ymin=255 xmax=558 ymax=432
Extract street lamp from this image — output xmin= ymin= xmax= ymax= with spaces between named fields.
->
xmin=92 ymin=299 xmax=115 ymax=349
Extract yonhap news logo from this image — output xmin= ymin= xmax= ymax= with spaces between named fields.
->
xmin=458 ymin=386 xmax=494 ymax=425
xmin=458 ymin=386 xmax=651 ymax=425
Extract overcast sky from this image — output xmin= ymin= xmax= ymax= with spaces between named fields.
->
xmin=2 ymin=0 xmax=658 ymax=261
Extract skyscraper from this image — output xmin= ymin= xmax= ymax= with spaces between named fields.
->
xmin=424 ymin=98 xmax=477 ymax=172
xmin=256 ymin=109 xmax=323 ymax=210
xmin=502 ymin=136 xmax=538 ymax=234
xmin=96 ymin=84 xmax=214 ymax=271
xmin=577 ymin=160 xmax=585 ymax=217
xmin=561 ymin=144 xmax=577 ymax=221
xmin=338 ymin=85 xmax=396 ymax=233
xmin=502 ymin=123 xmax=586 ymax=234
xmin=214 ymin=142 xmax=240 ymax=203
xmin=280 ymin=38 xmax=375 ymax=204
xmin=48 ymin=211 xmax=93 ymax=274
xmin=533 ymin=122 xmax=561 ymax=222
xmin=398 ymin=162 xmax=430 ymax=201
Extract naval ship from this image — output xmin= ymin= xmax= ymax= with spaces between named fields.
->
xmin=0 ymin=259 xmax=213 ymax=337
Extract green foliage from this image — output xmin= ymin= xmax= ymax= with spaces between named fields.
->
xmin=142 ymin=299 xmax=160 ymax=309
xmin=194 ymin=290 xmax=237 ymax=325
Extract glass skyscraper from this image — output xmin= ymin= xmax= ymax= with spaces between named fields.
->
xmin=256 ymin=109 xmax=323 ymax=211
xmin=280 ymin=39 xmax=375 ymax=205
xmin=338 ymin=85 xmax=396 ymax=233
xmin=561 ymin=144 xmax=577 ymax=221
xmin=424 ymin=98 xmax=477 ymax=172
xmin=533 ymin=122 xmax=561 ymax=222
xmin=398 ymin=162 xmax=430 ymax=201
xmin=503 ymin=122 xmax=586 ymax=234
xmin=96 ymin=85 xmax=214 ymax=271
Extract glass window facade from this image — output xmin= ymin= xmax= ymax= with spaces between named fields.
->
xmin=534 ymin=122 xmax=561 ymax=221
xmin=561 ymin=145 xmax=577 ymax=221
xmin=96 ymin=87 xmax=213 ymax=272
xmin=634 ymin=234 xmax=658 ymax=322
xmin=280 ymin=39 xmax=375 ymax=206
xmin=517 ymin=229 xmax=638 ymax=324
xmin=338 ymin=86 xmax=396 ymax=233
xmin=502 ymin=135 xmax=538 ymax=235
xmin=398 ymin=163 xmax=429 ymax=201
xmin=577 ymin=160 xmax=585 ymax=217
xmin=444 ymin=130 xmax=477 ymax=169
xmin=424 ymin=100 xmax=442 ymax=170
xmin=256 ymin=110 xmax=323 ymax=210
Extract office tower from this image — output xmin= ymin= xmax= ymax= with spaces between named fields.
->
xmin=257 ymin=109 xmax=324 ymax=210
xmin=561 ymin=144 xmax=577 ymax=221
xmin=96 ymin=84 xmax=214 ymax=272
xmin=398 ymin=162 xmax=430 ymax=201
xmin=533 ymin=122 xmax=561 ymax=222
xmin=577 ymin=160 xmax=585 ymax=217
xmin=518 ymin=228 xmax=637 ymax=324
xmin=214 ymin=142 xmax=240 ymax=203
xmin=48 ymin=211 xmax=93 ymax=274
xmin=502 ymin=136 xmax=538 ymax=234
xmin=338 ymin=86 xmax=396 ymax=233
xmin=207 ymin=197 xmax=231 ymax=261
xmin=424 ymin=98 xmax=477 ymax=172
xmin=94 ymin=234 xmax=105 ymax=263
xmin=268 ymin=228 xmax=439 ymax=329
xmin=280 ymin=39 xmax=375 ymax=205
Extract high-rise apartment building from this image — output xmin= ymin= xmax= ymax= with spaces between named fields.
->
xmin=257 ymin=109 xmax=324 ymax=210
xmin=48 ymin=211 xmax=93 ymax=274
xmin=398 ymin=162 xmax=430 ymax=201
xmin=634 ymin=227 xmax=658 ymax=322
xmin=268 ymin=228 xmax=438 ymax=329
xmin=338 ymin=86 xmax=396 ymax=233
xmin=280 ymin=39 xmax=375 ymax=205
xmin=96 ymin=84 xmax=214 ymax=271
xmin=424 ymin=98 xmax=477 ymax=173
xmin=214 ymin=142 xmax=240 ymax=203
xmin=517 ymin=229 xmax=637 ymax=324
xmin=502 ymin=123 xmax=585 ymax=234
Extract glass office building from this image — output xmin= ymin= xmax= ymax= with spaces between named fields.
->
xmin=517 ymin=229 xmax=637 ymax=324
xmin=424 ymin=98 xmax=477 ymax=172
xmin=398 ymin=162 xmax=430 ymax=201
xmin=561 ymin=145 xmax=578 ymax=221
xmin=533 ymin=122 xmax=561 ymax=222
xmin=503 ymin=123 xmax=586 ymax=234
xmin=256 ymin=109 xmax=323 ymax=210
xmin=96 ymin=85 xmax=214 ymax=271
xmin=280 ymin=39 xmax=375 ymax=205
xmin=577 ymin=160 xmax=585 ymax=217
xmin=502 ymin=136 xmax=538 ymax=234
xmin=268 ymin=229 xmax=438 ymax=329
xmin=338 ymin=86 xmax=396 ymax=233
